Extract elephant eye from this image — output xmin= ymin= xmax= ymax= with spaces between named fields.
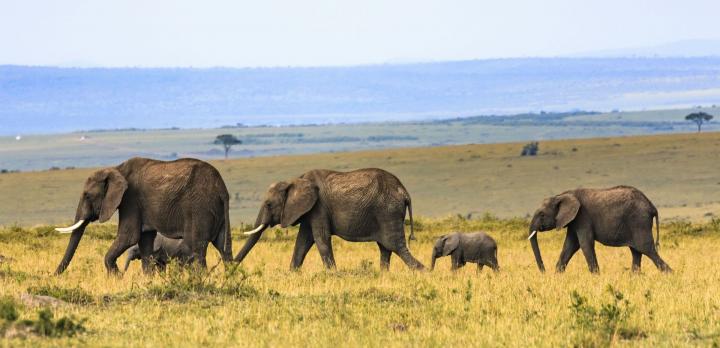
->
xmin=265 ymin=202 xmax=272 ymax=207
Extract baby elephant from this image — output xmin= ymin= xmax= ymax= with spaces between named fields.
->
xmin=123 ymin=234 xmax=188 ymax=272
xmin=431 ymin=232 xmax=499 ymax=272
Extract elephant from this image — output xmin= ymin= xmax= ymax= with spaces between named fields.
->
xmin=53 ymin=157 xmax=233 ymax=275
xmin=123 ymin=234 xmax=188 ymax=272
xmin=235 ymin=168 xmax=425 ymax=271
xmin=528 ymin=185 xmax=672 ymax=274
xmin=431 ymin=232 xmax=499 ymax=272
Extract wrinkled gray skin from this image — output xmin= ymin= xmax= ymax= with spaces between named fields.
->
xmin=528 ymin=185 xmax=672 ymax=274
xmin=55 ymin=157 xmax=233 ymax=275
xmin=124 ymin=234 xmax=188 ymax=272
xmin=431 ymin=232 xmax=499 ymax=272
xmin=235 ymin=168 xmax=424 ymax=270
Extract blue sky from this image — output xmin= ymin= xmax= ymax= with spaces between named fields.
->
xmin=1 ymin=0 xmax=719 ymax=67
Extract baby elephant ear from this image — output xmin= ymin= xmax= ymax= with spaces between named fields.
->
xmin=555 ymin=193 xmax=580 ymax=229
xmin=440 ymin=234 xmax=460 ymax=256
xmin=99 ymin=168 xmax=128 ymax=223
xmin=281 ymin=178 xmax=318 ymax=228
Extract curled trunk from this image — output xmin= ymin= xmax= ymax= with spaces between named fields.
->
xmin=54 ymin=221 xmax=89 ymax=275
xmin=234 ymin=228 xmax=265 ymax=262
xmin=234 ymin=209 xmax=269 ymax=262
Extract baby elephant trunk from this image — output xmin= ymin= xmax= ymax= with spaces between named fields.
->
xmin=430 ymin=249 xmax=439 ymax=270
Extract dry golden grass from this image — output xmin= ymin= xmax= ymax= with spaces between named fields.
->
xmin=1 ymin=216 xmax=719 ymax=347
xmin=1 ymin=132 xmax=719 ymax=346
xmin=1 ymin=132 xmax=719 ymax=226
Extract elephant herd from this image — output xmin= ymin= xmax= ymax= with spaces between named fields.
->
xmin=53 ymin=157 xmax=672 ymax=276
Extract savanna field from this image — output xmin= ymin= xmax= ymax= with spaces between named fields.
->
xmin=1 ymin=132 xmax=720 ymax=346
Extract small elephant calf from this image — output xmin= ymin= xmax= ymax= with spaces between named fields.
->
xmin=124 ymin=234 xmax=188 ymax=272
xmin=431 ymin=232 xmax=499 ymax=272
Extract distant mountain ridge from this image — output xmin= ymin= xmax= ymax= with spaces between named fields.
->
xmin=1 ymin=57 xmax=720 ymax=135
xmin=572 ymin=39 xmax=720 ymax=58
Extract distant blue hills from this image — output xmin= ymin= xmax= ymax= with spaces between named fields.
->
xmin=1 ymin=57 xmax=720 ymax=135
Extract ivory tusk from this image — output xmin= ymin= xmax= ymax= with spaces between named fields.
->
xmin=243 ymin=224 xmax=266 ymax=235
xmin=55 ymin=220 xmax=85 ymax=233
xmin=528 ymin=230 xmax=537 ymax=240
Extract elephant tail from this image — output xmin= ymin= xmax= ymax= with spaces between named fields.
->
xmin=406 ymin=197 xmax=416 ymax=242
xmin=221 ymin=197 xmax=233 ymax=261
xmin=654 ymin=211 xmax=660 ymax=249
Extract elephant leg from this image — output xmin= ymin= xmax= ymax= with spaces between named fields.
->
xmin=476 ymin=263 xmax=484 ymax=273
xmin=183 ymin=218 xmax=210 ymax=269
xmin=211 ymin=235 xmax=231 ymax=262
xmin=576 ymin=228 xmax=599 ymax=273
xmin=311 ymin=223 xmax=336 ymax=269
xmin=378 ymin=243 xmax=392 ymax=271
xmin=290 ymin=224 xmax=315 ymax=270
xmin=630 ymin=247 xmax=642 ymax=272
xmin=635 ymin=243 xmax=672 ymax=273
xmin=382 ymin=220 xmax=425 ymax=270
xmin=487 ymin=259 xmax=500 ymax=272
xmin=645 ymin=250 xmax=672 ymax=273
xmin=104 ymin=216 xmax=142 ymax=275
xmin=450 ymin=252 xmax=462 ymax=271
xmin=394 ymin=245 xmax=425 ymax=270
xmin=138 ymin=230 xmax=158 ymax=274
xmin=556 ymin=231 xmax=580 ymax=273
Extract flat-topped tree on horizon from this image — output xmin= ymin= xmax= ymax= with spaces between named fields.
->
xmin=685 ymin=112 xmax=713 ymax=133
xmin=214 ymin=134 xmax=242 ymax=159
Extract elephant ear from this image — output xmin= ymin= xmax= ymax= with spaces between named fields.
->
xmin=99 ymin=168 xmax=128 ymax=223
xmin=281 ymin=178 xmax=318 ymax=228
xmin=440 ymin=234 xmax=460 ymax=256
xmin=554 ymin=193 xmax=580 ymax=229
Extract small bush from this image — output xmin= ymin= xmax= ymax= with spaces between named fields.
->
xmin=146 ymin=262 xmax=258 ymax=302
xmin=569 ymin=285 xmax=644 ymax=345
xmin=21 ymin=308 xmax=86 ymax=337
xmin=0 ymin=296 xmax=19 ymax=322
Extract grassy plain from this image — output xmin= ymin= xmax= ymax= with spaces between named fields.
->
xmin=0 ymin=217 xmax=719 ymax=346
xmin=1 ymin=107 xmax=718 ymax=172
xmin=1 ymin=131 xmax=719 ymax=226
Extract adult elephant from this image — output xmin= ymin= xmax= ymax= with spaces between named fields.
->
xmin=235 ymin=168 xmax=424 ymax=271
xmin=528 ymin=185 xmax=671 ymax=274
xmin=53 ymin=157 xmax=233 ymax=275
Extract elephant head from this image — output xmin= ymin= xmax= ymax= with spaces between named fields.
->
xmin=430 ymin=234 xmax=460 ymax=270
xmin=528 ymin=192 xmax=580 ymax=272
xmin=54 ymin=168 xmax=127 ymax=275
xmin=234 ymin=178 xmax=318 ymax=262
xmin=123 ymin=245 xmax=141 ymax=272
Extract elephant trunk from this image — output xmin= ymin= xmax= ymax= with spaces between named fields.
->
xmin=430 ymin=249 xmax=438 ymax=270
xmin=234 ymin=209 xmax=269 ymax=263
xmin=123 ymin=246 xmax=140 ymax=272
xmin=529 ymin=228 xmax=545 ymax=272
xmin=54 ymin=220 xmax=89 ymax=275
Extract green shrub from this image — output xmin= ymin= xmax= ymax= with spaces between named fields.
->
xmin=23 ymin=308 xmax=86 ymax=337
xmin=0 ymin=296 xmax=19 ymax=322
xmin=569 ymin=285 xmax=645 ymax=345
xmin=147 ymin=262 xmax=258 ymax=302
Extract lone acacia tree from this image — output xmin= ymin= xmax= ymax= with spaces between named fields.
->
xmin=214 ymin=134 xmax=242 ymax=159
xmin=685 ymin=112 xmax=713 ymax=133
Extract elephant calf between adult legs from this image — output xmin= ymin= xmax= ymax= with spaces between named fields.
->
xmin=123 ymin=234 xmax=189 ymax=272
xmin=431 ymin=232 xmax=499 ymax=272
xmin=235 ymin=168 xmax=424 ymax=271
xmin=528 ymin=185 xmax=672 ymax=274
xmin=53 ymin=157 xmax=233 ymax=275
